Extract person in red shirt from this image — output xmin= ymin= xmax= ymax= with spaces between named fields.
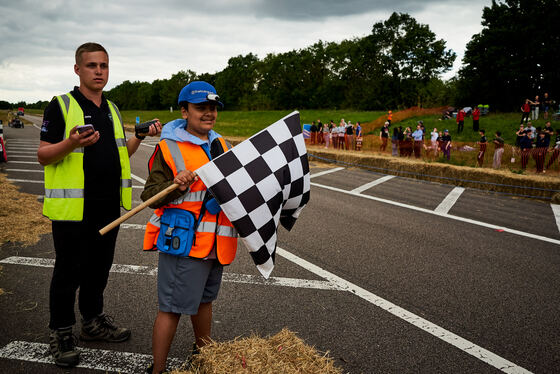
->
xmin=456 ymin=108 xmax=465 ymax=133
xmin=520 ymin=99 xmax=531 ymax=124
xmin=472 ymin=106 xmax=480 ymax=132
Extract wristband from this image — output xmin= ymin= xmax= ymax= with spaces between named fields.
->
xmin=135 ymin=133 xmax=146 ymax=140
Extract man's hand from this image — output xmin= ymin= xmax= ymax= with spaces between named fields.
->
xmin=69 ymin=125 xmax=100 ymax=148
xmin=174 ymin=170 xmax=198 ymax=192
xmin=147 ymin=119 xmax=162 ymax=137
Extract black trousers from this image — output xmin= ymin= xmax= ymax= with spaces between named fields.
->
xmin=49 ymin=198 xmax=120 ymax=329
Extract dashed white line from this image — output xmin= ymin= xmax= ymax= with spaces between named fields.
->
xmin=350 ymin=175 xmax=395 ymax=193
xmin=6 ymin=169 xmax=43 ymax=173
xmin=7 ymin=178 xmax=43 ymax=184
xmin=312 ymin=181 xmax=560 ymax=246
xmin=0 ymin=340 xmax=183 ymax=374
xmin=0 ymin=256 xmax=339 ymax=291
xmin=551 ymin=204 xmax=560 ymax=234
xmin=131 ymin=174 xmax=146 ymax=184
xmin=309 ymin=166 xmax=345 ymax=179
xmin=434 ymin=186 xmax=465 ymax=214
xmin=6 ymin=160 xmax=39 ymax=164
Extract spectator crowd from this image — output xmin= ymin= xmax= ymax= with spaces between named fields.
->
xmin=307 ymin=97 xmax=560 ymax=174
xmin=308 ymin=118 xmax=364 ymax=151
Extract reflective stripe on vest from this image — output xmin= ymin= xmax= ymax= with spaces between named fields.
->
xmin=43 ymin=93 xmax=132 ymax=221
xmin=142 ymin=137 xmax=238 ymax=264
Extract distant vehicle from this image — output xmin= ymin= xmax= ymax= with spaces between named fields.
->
xmin=17 ymin=107 xmax=24 ymax=116
xmin=9 ymin=116 xmax=24 ymax=128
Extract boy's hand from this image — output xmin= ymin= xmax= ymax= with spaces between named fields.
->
xmin=174 ymin=170 xmax=198 ymax=191
xmin=69 ymin=125 xmax=100 ymax=148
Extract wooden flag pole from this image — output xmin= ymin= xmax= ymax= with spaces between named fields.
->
xmin=99 ymin=183 xmax=179 ymax=236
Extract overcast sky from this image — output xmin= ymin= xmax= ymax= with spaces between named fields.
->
xmin=0 ymin=0 xmax=490 ymax=103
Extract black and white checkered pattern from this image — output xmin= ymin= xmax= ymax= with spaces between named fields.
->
xmin=196 ymin=111 xmax=310 ymax=278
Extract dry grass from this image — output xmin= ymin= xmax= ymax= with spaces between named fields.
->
xmin=0 ymin=173 xmax=51 ymax=246
xmin=172 ymin=329 xmax=342 ymax=374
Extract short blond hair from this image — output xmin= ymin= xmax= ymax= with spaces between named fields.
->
xmin=75 ymin=42 xmax=108 ymax=64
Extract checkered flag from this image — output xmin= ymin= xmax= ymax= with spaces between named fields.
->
xmin=196 ymin=111 xmax=310 ymax=278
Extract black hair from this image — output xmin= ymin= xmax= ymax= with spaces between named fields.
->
xmin=496 ymin=131 xmax=501 ymax=136
xmin=480 ymin=129 xmax=485 ymax=134
xmin=179 ymin=101 xmax=189 ymax=110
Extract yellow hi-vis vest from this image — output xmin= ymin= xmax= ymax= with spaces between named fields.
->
xmin=43 ymin=92 xmax=132 ymax=221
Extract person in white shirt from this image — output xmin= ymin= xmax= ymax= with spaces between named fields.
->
xmin=430 ymin=127 xmax=439 ymax=156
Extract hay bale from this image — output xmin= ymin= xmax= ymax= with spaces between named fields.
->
xmin=171 ymin=329 xmax=342 ymax=374
xmin=0 ymin=173 xmax=51 ymax=246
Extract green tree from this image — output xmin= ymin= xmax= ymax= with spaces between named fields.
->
xmin=160 ymin=70 xmax=197 ymax=110
xmin=458 ymin=0 xmax=560 ymax=110
xmin=214 ymin=53 xmax=259 ymax=110
xmin=373 ymin=13 xmax=455 ymax=108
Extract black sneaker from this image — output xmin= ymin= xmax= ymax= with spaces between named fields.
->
xmin=183 ymin=342 xmax=200 ymax=369
xmin=145 ymin=363 xmax=168 ymax=374
xmin=80 ymin=314 xmax=131 ymax=342
xmin=49 ymin=328 xmax=80 ymax=367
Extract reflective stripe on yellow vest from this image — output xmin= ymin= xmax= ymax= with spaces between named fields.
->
xmin=43 ymin=93 xmax=132 ymax=221
xmin=143 ymin=137 xmax=238 ymax=265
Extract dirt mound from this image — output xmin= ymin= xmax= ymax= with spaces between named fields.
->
xmin=362 ymin=106 xmax=446 ymax=134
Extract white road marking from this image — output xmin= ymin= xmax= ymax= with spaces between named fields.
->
xmin=350 ymin=175 xmax=395 ymax=194
xmin=309 ymin=166 xmax=345 ymax=179
xmin=6 ymin=160 xmax=39 ymax=164
xmin=0 ymin=256 xmax=339 ymax=291
xmin=6 ymin=169 xmax=43 ymax=173
xmin=4 ymin=147 xmax=37 ymax=151
xmin=0 ymin=340 xmax=183 ymax=373
xmin=121 ymin=223 xmax=147 ymax=230
xmin=276 ymin=246 xmax=532 ymax=374
xmin=7 ymin=178 xmax=43 ymax=184
xmin=131 ymin=174 xmax=146 ymax=184
xmin=434 ymin=186 xmax=465 ymax=214
xmin=312 ymin=181 xmax=560 ymax=246
xmin=551 ymin=204 xmax=560 ymax=234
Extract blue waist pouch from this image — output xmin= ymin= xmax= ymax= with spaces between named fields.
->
xmin=157 ymin=208 xmax=197 ymax=257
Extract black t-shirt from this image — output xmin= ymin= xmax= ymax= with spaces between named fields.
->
xmin=41 ymin=86 xmax=122 ymax=202
xmin=442 ymin=134 xmax=452 ymax=142
xmin=346 ymin=126 xmax=354 ymax=135
xmin=381 ymin=127 xmax=389 ymax=138
xmin=544 ymin=126 xmax=553 ymax=142
xmin=310 ymin=124 xmax=317 ymax=132
xmin=479 ymin=136 xmax=487 ymax=143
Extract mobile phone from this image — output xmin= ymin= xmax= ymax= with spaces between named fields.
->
xmin=77 ymin=124 xmax=94 ymax=134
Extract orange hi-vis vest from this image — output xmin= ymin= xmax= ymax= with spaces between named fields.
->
xmin=143 ymin=137 xmax=238 ymax=265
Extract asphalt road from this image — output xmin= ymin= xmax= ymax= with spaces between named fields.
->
xmin=0 ymin=115 xmax=559 ymax=373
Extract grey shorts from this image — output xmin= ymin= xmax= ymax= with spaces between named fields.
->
xmin=157 ymin=252 xmax=223 ymax=315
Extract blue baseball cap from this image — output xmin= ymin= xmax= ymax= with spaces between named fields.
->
xmin=178 ymin=81 xmax=223 ymax=107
